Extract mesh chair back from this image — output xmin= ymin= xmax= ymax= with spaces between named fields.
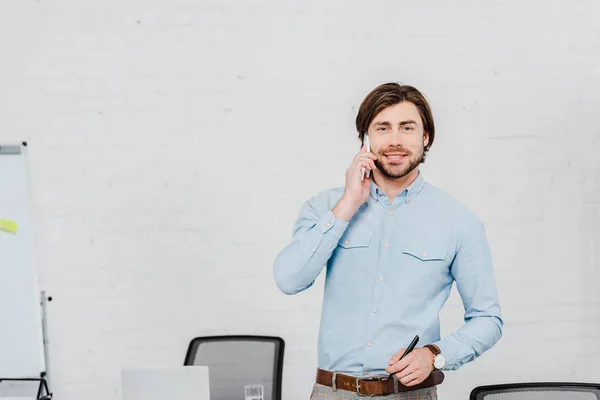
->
xmin=471 ymin=383 xmax=600 ymax=400
xmin=184 ymin=335 xmax=284 ymax=400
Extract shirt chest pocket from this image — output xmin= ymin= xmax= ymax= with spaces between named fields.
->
xmin=395 ymin=240 xmax=451 ymax=296
xmin=327 ymin=228 xmax=375 ymax=286
xmin=401 ymin=240 xmax=447 ymax=262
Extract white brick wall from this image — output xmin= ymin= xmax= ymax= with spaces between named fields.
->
xmin=1 ymin=1 xmax=599 ymax=399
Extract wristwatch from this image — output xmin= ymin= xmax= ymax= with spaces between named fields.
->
xmin=424 ymin=344 xmax=445 ymax=370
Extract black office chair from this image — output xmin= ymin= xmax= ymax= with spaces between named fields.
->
xmin=184 ymin=335 xmax=284 ymax=400
xmin=470 ymin=382 xmax=600 ymax=400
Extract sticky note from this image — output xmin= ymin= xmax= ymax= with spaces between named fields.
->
xmin=0 ymin=219 xmax=18 ymax=233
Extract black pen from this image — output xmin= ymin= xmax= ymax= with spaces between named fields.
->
xmin=399 ymin=335 xmax=419 ymax=360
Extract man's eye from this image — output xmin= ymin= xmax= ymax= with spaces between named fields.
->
xmin=403 ymin=126 xmax=414 ymax=131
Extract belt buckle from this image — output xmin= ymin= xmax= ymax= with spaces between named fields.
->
xmin=355 ymin=376 xmax=377 ymax=397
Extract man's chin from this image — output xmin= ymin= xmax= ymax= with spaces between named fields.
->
xmin=381 ymin=169 xmax=411 ymax=179
xmin=379 ymin=163 xmax=418 ymax=179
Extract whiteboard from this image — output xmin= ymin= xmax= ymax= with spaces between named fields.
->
xmin=0 ymin=144 xmax=46 ymax=378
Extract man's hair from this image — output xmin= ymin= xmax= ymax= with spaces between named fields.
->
xmin=355 ymin=83 xmax=435 ymax=152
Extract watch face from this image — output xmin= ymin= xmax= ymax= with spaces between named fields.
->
xmin=434 ymin=354 xmax=445 ymax=369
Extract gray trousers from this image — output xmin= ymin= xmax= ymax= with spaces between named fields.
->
xmin=310 ymin=383 xmax=438 ymax=400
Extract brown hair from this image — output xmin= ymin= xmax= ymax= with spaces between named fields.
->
xmin=355 ymin=83 xmax=435 ymax=152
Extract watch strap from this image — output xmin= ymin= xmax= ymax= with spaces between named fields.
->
xmin=424 ymin=344 xmax=441 ymax=356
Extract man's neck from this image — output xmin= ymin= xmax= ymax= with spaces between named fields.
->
xmin=373 ymin=167 xmax=420 ymax=203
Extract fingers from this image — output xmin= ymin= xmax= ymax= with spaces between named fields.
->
xmin=354 ymin=158 xmax=378 ymax=173
xmin=391 ymin=365 xmax=415 ymax=382
xmin=353 ymin=155 xmax=377 ymax=173
xmin=388 ymin=348 xmax=406 ymax=365
xmin=349 ymin=148 xmax=378 ymax=184
xmin=362 ymin=159 xmax=377 ymax=173
xmin=386 ymin=348 xmax=432 ymax=387
xmin=397 ymin=371 xmax=423 ymax=387
xmin=354 ymin=161 xmax=377 ymax=182
xmin=392 ymin=364 xmax=426 ymax=386
xmin=385 ymin=355 xmax=411 ymax=375
xmin=353 ymin=148 xmax=378 ymax=173
xmin=358 ymin=147 xmax=378 ymax=159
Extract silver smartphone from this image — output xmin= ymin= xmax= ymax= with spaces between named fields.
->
xmin=361 ymin=134 xmax=371 ymax=181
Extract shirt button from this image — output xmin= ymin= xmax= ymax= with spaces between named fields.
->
xmin=367 ymin=342 xmax=372 ymax=347
xmin=389 ymin=210 xmax=394 ymax=215
xmin=311 ymin=248 xmax=315 ymax=252
xmin=422 ymin=252 xmax=427 ymax=258
xmin=407 ymin=196 xmax=412 ymax=201
xmin=326 ymin=222 xmax=331 ymax=227
xmin=344 ymin=240 xmax=350 ymax=245
xmin=363 ymin=371 xmax=369 ymax=375
xmin=372 ymin=308 xmax=378 ymax=313
xmin=384 ymin=242 xmax=389 ymax=248
xmin=378 ymin=276 xmax=384 ymax=281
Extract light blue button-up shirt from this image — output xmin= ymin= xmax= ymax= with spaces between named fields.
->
xmin=273 ymin=172 xmax=503 ymax=374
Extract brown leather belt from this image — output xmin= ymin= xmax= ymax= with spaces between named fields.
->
xmin=316 ymin=368 xmax=444 ymax=395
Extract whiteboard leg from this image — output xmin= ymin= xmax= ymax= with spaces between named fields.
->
xmin=41 ymin=291 xmax=51 ymax=391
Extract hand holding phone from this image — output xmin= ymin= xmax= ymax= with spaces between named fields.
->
xmin=333 ymin=135 xmax=377 ymax=220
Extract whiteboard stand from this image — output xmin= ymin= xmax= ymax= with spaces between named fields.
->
xmin=40 ymin=291 xmax=51 ymax=390
xmin=0 ymin=377 xmax=51 ymax=400
xmin=0 ymin=143 xmax=53 ymax=400
xmin=0 ymin=293 xmax=52 ymax=399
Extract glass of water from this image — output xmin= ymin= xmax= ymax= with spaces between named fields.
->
xmin=244 ymin=384 xmax=264 ymax=400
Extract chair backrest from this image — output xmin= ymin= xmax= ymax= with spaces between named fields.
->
xmin=184 ymin=335 xmax=284 ymax=400
xmin=471 ymin=383 xmax=600 ymax=400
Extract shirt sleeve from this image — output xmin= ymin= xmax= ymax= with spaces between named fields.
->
xmin=432 ymin=216 xmax=504 ymax=370
xmin=273 ymin=199 xmax=349 ymax=295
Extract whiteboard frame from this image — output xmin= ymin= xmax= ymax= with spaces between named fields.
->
xmin=0 ymin=142 xmax=50 ymax=392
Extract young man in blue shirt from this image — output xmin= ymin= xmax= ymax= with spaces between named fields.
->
xmin=274 ymin=83 xmax=503 ymax=399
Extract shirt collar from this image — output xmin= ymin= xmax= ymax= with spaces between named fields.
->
xmin=369 ymin=170 xmax=426 ymax=204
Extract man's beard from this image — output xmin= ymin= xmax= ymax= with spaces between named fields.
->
xmin=374 ymin=145 xmax=424 ymax=179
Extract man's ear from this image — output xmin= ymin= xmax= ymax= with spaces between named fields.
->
xmin=424 ymin=132 xmax=430 ymax=148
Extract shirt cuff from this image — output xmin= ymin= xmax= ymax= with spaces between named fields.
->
xmin=432 ymin=339 xmax=458 ymax=371
xmin=317 ymin=210 xmax=349 ymax=241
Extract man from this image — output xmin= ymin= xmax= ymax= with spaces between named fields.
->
xmin=273 ymin=83 xmax=503 ymax=399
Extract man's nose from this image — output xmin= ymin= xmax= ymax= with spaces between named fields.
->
xmin=388 ymin=131 xmax=404 ymax=146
